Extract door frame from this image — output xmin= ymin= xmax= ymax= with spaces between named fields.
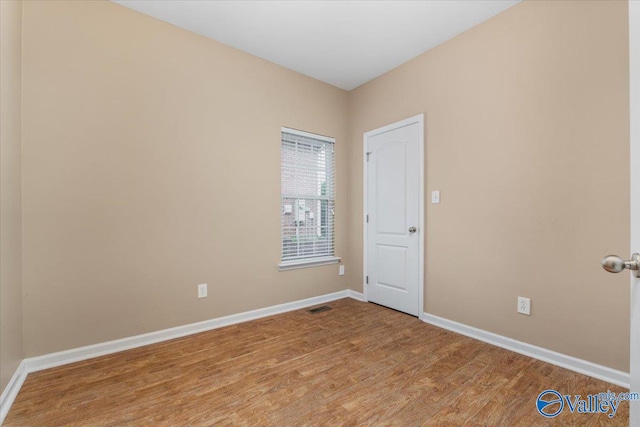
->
xmin=629 ymin=0 xmax=639 ymax=422
xmin=362 ymin=114 xmax=425 ymax=318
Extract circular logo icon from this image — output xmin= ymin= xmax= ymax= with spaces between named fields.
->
xmin=536 ymin=389 xmax=564 ymax=418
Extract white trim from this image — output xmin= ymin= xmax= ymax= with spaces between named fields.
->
xmin=362 ymin=113 xmax=425 ymax=318
xmin=422 ymin=312 xmax=630 ymax=389
xmin=347 ymin=289 xmax=365 ymax=301
xmin=629 ymin=0 xmax=640 ymax=423
xmin=0 ymin=361 xmax=28 ymax=425
xmin=281 ymin=126 xmax=335 ymax=143
xmin=363 ymin=126 xmax=368 ymax=301
xmin=2 ymin=292 xmax=626 ymax=423
xmin=363 ymin=114 xmax=424 ymax=138
xmin=417 ymin=115 xmax=425 ymax=321
xmin=278 ymin=256 xmax=341 ymax=271
xmin=23 ymin=290 xmax=353 ymax=373
xmin=0 ymin=290 xmax=365 ymax=421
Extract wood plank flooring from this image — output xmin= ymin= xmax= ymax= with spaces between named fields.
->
xmin=5 ymin=298 xmax=629 ymax=426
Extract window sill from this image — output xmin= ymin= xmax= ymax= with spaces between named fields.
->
xmin=278 ymin=256 xmax=341 ymax=271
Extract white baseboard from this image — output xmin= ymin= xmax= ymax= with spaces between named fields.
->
xmin=4 ymin=292 xmax=626 ymax=424
xmin=0 ymin=289 xmax=360 ymax=424
xmin=421 ymin=311 xmax=630 ymax=389
xmin=25 ymin=290 xmax=354 ymax=373
xmin=347 ymin=289 xmax=364 ymax=301
xmin=0 ymin=360 xmax=27 ymax=425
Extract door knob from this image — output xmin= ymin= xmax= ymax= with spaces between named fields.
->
xmin=601 ymin=254 xmax=640 ymax=278
xmin=409 ymin=226 xmax=417 ymax=233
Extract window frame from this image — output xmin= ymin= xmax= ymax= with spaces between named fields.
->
xmin=278 ymin=127 xmax=340 ymax=271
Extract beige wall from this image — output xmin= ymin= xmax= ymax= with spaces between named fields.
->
xmin=1 ymin=0 xmax=24 ymax=391
xmin=21 ymin=0 xmax=348 ymax=357
xmin=17 ymin=0 xmax=632 ymax=374
xmin=347 ymin=0 xmax=630 ymax=371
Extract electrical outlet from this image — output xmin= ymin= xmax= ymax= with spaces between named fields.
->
xmin=198 ymin=283 xmax=207 ymax=299
xmin=339 ymin=265 xmax=345 ymax=276
xmin=517 ymin=296 xmax=531 ymax=315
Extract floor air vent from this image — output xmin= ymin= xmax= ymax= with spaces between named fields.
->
xmin=308 ymin=305 xmax=332 ymax=314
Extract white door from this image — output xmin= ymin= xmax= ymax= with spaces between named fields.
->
xmin=364 ymin=115 xmax=424 ymax=317
xmin=629 ymin=1 xmax=639 ymax=423
xmin=605 ymin=3 xmax=639 ymax=424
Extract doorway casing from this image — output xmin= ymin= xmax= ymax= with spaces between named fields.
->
xmin=362 ymin=114 xmax=425 ymax=318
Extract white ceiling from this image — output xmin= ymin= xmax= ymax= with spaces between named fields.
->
xmin=112 ymin=0 xmax=522 ymax=91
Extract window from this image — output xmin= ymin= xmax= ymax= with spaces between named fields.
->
xmin=279 ymin=127 xmax=339 ymax=270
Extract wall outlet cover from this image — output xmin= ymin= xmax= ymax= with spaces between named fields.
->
xmin=198 ymin=283 xmax=208 ymax=299
xmin=517 ymin=296 xmax=531 ymax=315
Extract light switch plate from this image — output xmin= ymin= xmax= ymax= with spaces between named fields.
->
xmin=339 ymin=265 xmax=345 ymax=276
xmin=431 ymin=190 xmax=440 ymax=204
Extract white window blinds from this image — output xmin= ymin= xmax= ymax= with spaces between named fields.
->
xmin=280 ymin=128 xmax=336 ymax=267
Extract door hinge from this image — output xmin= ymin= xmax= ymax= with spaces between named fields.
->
xmin=366 ymin=276 xmax=369 ymax=284
xmin=366 ymin=152 xmax=372 ymax=161
xmin=366 ymin=214 xmax=369 ymax=223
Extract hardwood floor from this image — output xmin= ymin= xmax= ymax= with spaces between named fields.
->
xmin=5 ymin=298 xmax=629 ymax=426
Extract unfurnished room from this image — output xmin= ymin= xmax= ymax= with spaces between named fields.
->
xmin=1 ymin=0 xmax=640 ymax=425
